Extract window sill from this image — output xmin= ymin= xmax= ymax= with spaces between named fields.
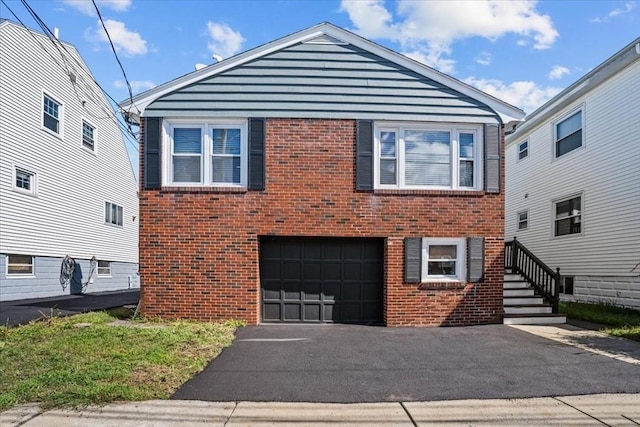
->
xmin=6 ymin=274 xmax=35 ymax=279
xmin=159 ymin=186 xmax=248 ymax=194
xmin=12 ymin=188 xmax=37 ymax=197
xmin=418 ymin=281 xmax=469 ymax=291
xmin=41 ymin=126 xmax=63 ymax=140
xmin=373 ymin=189 xmax=485 ymax=197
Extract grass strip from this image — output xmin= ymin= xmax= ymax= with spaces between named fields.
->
xmin=0 ymin=311 xmax=239 ymax=411
xmin=560 ymin=301 xmax=640 ymax=341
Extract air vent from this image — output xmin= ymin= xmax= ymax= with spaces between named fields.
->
xmin=303 ymin=34 xmax=348 ymax=45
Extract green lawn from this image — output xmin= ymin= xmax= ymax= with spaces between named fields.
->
xmin=560 ymin=301 xmax=640 ymax=341
xmin=0 ymin=311 xmax=240 ymax=411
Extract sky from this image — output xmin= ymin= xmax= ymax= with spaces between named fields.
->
xmin=1 ymin=0 xmax=638 ymax=175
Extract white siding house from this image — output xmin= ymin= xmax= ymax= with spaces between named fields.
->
xmin=505 ymin=37 xmax=640 ymax=309
xmin=0 ymin=20 xmax=139 ymax=301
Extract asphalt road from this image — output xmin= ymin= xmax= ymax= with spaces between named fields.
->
xmin=172 ymin=324 xmax=640 ymax=403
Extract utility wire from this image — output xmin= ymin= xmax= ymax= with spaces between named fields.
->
xmin=1 ymin=0 xmax=139 ymax=152
xmin=91 ymin=0 xmax=135 ymax=115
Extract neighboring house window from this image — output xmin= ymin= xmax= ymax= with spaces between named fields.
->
xmin=422 ymin=238 xmax=466 ymax=281
xmin=82 ymin=120 xmax=96 ymax=151
xmin=97 ymin=260 xmax=111 ymax=276
xmin=375 ymin=124 xmax=482 ymax=190
xmin=13 ymin=167 xmax=36 ymax=195
xmin=518 ymin=140 xmax=528 ymax=160
xmin=555 ymin=109 xmax=583 ymax=158
xmin=105 ymin=201 xmax=123 ymax=226
xmin=7 ymin=254 xmax=34 ymax=276
xmin=166 ymin=121 xmax=247 ymax=186
xmin=554 ymin=195 xmax=581 ymax=237
xmin=517 ymin=211 xmax=528 ymax=230
xmin=43 ymin=94 xmax=61 ymax=134
xmin=560 ymin=276 xmax=574 ymax=295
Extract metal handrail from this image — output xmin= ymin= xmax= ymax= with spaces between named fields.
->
xmin=505 ymin=237 xmax=561 ymax=313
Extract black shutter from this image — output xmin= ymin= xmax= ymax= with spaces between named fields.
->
xmin=248 ymin=118 xmax=265 ymax=190
xmin=467 ymin=237 xmax=484 ymax=282
xmin=356 ymin=120 xmax=373 ymax=191
xmin=143 ymin=117 xmax=161 ymax=189
xmin=404 ymin=237 xmax=422 ymax=283
xmin=484 ymin=123 xmax=501 ymax=193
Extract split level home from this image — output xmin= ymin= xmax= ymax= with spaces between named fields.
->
xmin=120 ymin=22 xmax=526 ymax=326
xmin=506 ymin=37 xmax=640 ymax=310
xmin=0 ymin=20 xmax=139 ymax=301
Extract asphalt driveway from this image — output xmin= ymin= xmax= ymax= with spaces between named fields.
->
xmin=172 ymin=324 xmax=640 ymax=403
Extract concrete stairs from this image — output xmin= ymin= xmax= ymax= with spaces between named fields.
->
xmin=503 ymin=273 xmax=566 ymax=325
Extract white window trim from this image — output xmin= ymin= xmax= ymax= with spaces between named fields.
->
xmin=12 ymin=164 xmax=38 ymax=196
xmin=97 ymin=260 xmax=112 ymax=277
xmin=41 ymin=90 xmax=64 ymax=139
xmin=553 ymin=105 xmax=585 ymax=160
xmin=421 ymin=238 xmax=466 ymax=282
xmin=517 ymin=210 xmax=528 ymax=231
xmin=373 ymin=122 xmax=483 ymax=191
xmin=81 ymin=117 xmax=97 ymax=154
xmin=162 ymin=119 xmax=248 ymax=187
xmin=551 ymin=192 xmax=584 ymax=239
xmin=517 ymin=140 xmax=529 ymax=161
xmin=104 ymin=201 xmax=124 ymax=227
xmin=6 ymin=254 xmax=35 ymax=277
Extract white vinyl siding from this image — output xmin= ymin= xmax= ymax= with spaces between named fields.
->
xmin=374 ymin=123 xmax=482 ymax=190
xmin=505 ymin=58 xmax=640 ymax=278
xmin=421 ymin=238 xmax=466 ymax=282
xmin=164 ymin=120 xmax=248 ymax=187
xmin=7 ymin=254 xmax=34 ymax=276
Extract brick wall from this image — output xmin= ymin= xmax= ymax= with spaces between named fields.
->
xmin=139 ymin=118 xmax=505 ymax=326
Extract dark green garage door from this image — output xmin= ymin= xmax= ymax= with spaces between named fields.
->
xmin=260 ymin=237 xmax=384 ymax=324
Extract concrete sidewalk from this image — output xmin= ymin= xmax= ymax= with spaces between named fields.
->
xmin=2 ymin=394 xmax=639 ymax=426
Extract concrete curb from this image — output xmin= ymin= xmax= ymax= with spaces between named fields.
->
xmin=2 ymin=394 xmax=639 ymax=426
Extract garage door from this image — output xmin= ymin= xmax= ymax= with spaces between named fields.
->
xmin=260 ymin=237 xmax=384 ymax=324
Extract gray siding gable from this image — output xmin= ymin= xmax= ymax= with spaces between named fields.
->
xmin=146 ymin=41 xmax=496 ymax=123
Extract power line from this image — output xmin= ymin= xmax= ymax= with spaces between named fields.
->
xmin=91 ymin=0 xmax=135 ymax=114
xmin=1 ymin=0 xmax=139 ymax=152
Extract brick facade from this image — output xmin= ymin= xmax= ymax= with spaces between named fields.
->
xmin=139 ymin=118 xmax=505 ymax=326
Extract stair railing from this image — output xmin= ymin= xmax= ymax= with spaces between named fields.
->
xmin=504 ymin=237 xmax=561 ymax=313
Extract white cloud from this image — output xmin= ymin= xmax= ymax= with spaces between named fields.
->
xmin=591 ymin=1 xmax=635 ymax=22
xmin=476 ymin=51 xmax=492 ymax=66
xmin=86 ymin=19 xmax=147 ymax=56
xmin=340 ymin=0 xmax=558 ymax=73
xmin=114 ymin=79 xmax=155 ymax=93
xmin=548 ymin=65 xmax=570 ymax=80
xmin=63 ymin=0 xmax=131 ymax=17
xmin=206 ymin=22 xmax=245 ymax=60
xmin=464 ymin=77 xmax=563 ymax=114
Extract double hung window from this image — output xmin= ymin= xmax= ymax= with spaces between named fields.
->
xmin=555 ymin=109 xmax=583 ymax=158
xmin=421 ymin=238 xmax=466 ymax=281
xmin=167 ymin=121 xmax=247 ymax=186
xmin=375 ymin=124 xmax=481 ymax=190
xmin=43 ymin=94 xmax=61 ymax=134
xmin=554 ymin=195 xmax=581 ymax=237
xmin=518 ymin=140 xmax=529 ymax=160
xmin=517 ymin=211 xmax=528 ymax=230
xmin=97 ymin=260 xmax=112 ymax=276
xmin=82 ymin=120 xmax=96 ymax=151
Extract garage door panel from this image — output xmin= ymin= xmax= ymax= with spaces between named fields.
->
xmin=260 ymin=237 xmax=383 ymax=324
xmin=263 ymin=303 xmax=281 ymax=321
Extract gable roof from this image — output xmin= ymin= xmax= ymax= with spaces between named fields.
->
xmin=119 ymin=22 xmax=524 ymax=124
xmin=507 ymin=36 xmax=640 ymax=144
